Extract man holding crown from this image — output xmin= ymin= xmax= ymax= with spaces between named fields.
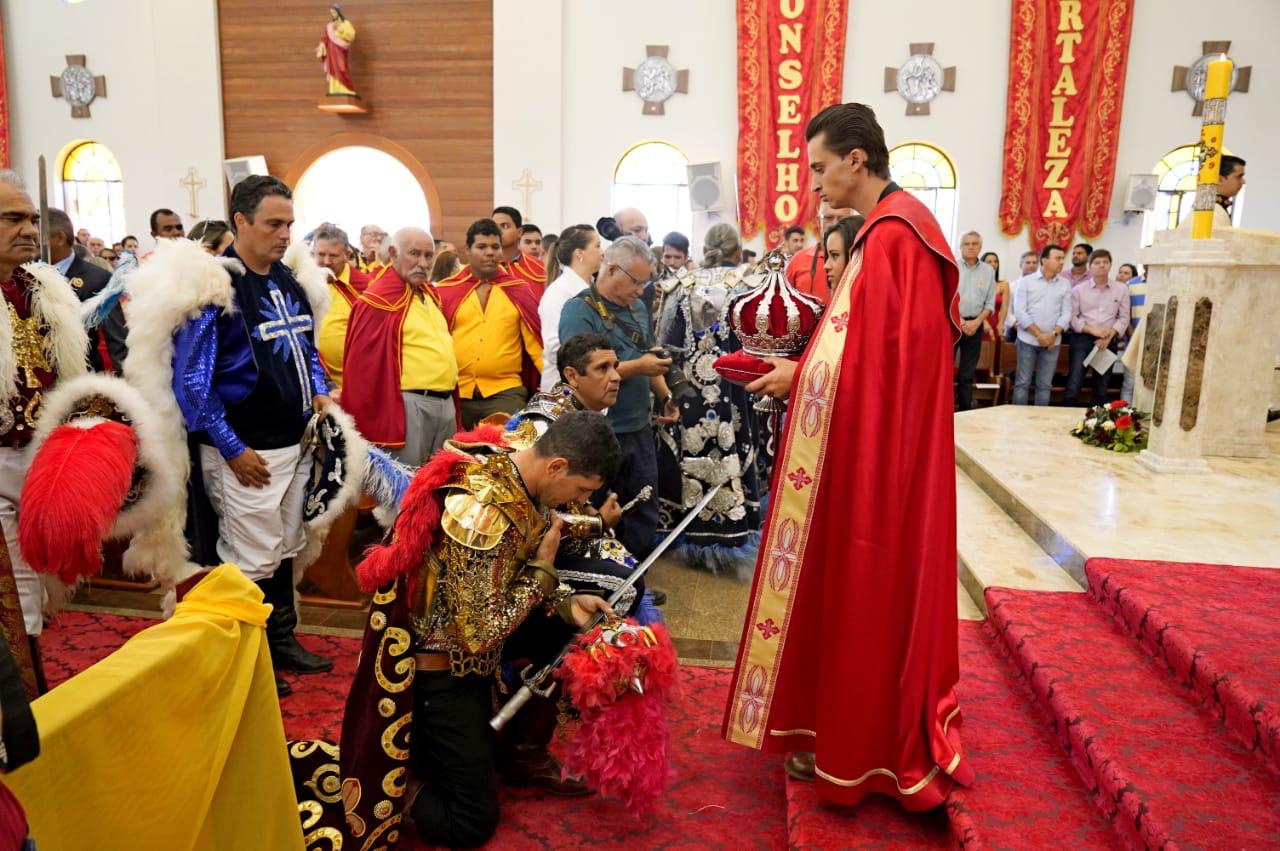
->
xmin=722 ymin=103 xmax=973 ymax=810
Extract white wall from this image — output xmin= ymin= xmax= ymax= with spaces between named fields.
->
xmin=494 ymin=0 xmax=740 ymax=255
xmin=2 ymin=0 xmax=225 ymax=248
xmin=495 ymin=0 xmax=1280 ymax=270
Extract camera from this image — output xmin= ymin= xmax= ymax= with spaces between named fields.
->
xmin=596 ymin=216 xmax=625 ymax=242
xmin=656 ymin=345 xmax=697 ymax=403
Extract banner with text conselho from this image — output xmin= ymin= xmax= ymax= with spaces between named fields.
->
xmin=998 ymin=0 xmax=1134 ymax=250
xmin=737 ymin=0 xmax=848 ymax=247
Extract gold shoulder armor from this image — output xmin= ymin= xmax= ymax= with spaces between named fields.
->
xmin=441 ymin=491 xmax=510 ymax=550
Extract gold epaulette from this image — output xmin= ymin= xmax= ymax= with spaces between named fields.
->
xmin=441 ymin=491 xmax=510 ymax=550
xmin=437 ymin=452 xmax=543 ymax=550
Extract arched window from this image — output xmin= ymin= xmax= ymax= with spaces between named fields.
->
xmin=888 ymin=142 xmax=958 ymax=242
xmin=61 ymin=141 xmax=126 ymax=242
xmin=611 ymin=141 xmax=690 ymax=242
xmin=1143 ymin=143 xmax=1244 ymax=246
xmin=292 ymin=145 xmax=431 ymax=240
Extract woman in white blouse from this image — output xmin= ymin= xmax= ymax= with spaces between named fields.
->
xmin=538 ymin=225 xmax=603 ymax=391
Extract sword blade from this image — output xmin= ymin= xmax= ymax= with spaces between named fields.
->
xmin=604 ymin=481 xmax=721 ymax=609
xmin=37 ymin=156 xmax=50 ymax=264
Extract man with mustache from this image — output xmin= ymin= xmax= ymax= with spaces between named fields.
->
xmin=341 ymin=226 xmax=459 ymax=466
xmin=0 ymin=177 xmax=90 ymax=697
xmin=170 ymin=175 xmax=335 ymax=696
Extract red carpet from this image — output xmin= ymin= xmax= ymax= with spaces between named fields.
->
xmin=41 ymin=557 xmax=1280 ymax=849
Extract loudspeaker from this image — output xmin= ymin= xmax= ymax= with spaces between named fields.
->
xmin=1122 ymin=174 xmax=1158 ymax=212
xmin=687 ymin=162 xmax=724 ymax=213
xmin=223 ymin=156 xmax=269 ymax=190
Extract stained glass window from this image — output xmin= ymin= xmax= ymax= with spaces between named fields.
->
xmin=61 ymin=141 xmax=126 ymax=243
xmin=1143 ymin=143 xmax=1244 ymax=246
xmin=888 ymin=142 xmax=958 ymax=243
xmin=612 ymin=141 xmax=691 ymax=242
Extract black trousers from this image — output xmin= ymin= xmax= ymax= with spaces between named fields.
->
xmin=605 ymin=429 xmax=659 ymax=560
xmin=408 ymin=611 xmax=574 ymax=848
xmin=1065 ymin=333 xmax=1118 ymax=404
xmin=954 ymin=324 xmax=984 ymax=411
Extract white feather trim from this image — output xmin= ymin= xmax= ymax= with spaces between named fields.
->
xmin=294 ymin=402 xmax=369 ymax=571
xmin=283 ymin=240 xmax=331 ymax=327
xmin=23 ymin=263 xmax=89 ymax=385
xmin=28 ymin=374 xmax=191 ymax=586
xmin=118 ymin=239 xmax=237 ymax=586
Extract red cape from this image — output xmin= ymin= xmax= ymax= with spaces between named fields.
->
xmin=339 ymin=266 xmax=425 ymax=447
xmin=785 ymin=244 xmax=829 ymax=303
xmin=331 ymin=264 xmax=371 ymax=309
xmin=502 ymin=252 xmax=547 ymax=297
xmin=724 ymin=189 xmax=969 ymax=809
xmin=436 ymin=266 xmax=543 ymax=396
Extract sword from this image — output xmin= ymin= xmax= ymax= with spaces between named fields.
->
xmin=37 ymin=156 xmax=50 ymax=264
xmin=490 ymin=481 xmax=723 ymax=731
xmin=618 ymin=485 xmax=653 ymax=516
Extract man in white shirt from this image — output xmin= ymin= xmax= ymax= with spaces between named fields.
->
xmin=1012 ymin=245 xmax=1071 ymax=406
xmin=538 ymin=225 xmax=603 ymax=390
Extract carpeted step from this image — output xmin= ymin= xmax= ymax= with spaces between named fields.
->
xmin=1086 ymin=558 xmax=1280 ymax=777
xmin=779 ymin=622 xmax=1117 ymax=850
xmin=987 ymin=587 xmax=1280 ymax=850
xmin=946 ymin=621 xmax=1121 ymax=850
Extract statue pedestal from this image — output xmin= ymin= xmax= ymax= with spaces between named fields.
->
xmin=317 ymin=94 xmax=368 ymax=114
xmin=1134 ymin=228 xmax=1280 ymax=472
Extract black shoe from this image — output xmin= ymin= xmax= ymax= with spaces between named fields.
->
xmin=259 ymin=561 xmax=334 ymax=675
xmin=649 ymin=589 xmax=668 ymax=607
xmin=275 ymin=673 xmax=292 ymax=698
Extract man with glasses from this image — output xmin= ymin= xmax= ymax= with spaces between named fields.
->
xmin=356 ymin=223 xmax=387 ymax=274
xmin=557 ymin=236 xmax=678 ymax=560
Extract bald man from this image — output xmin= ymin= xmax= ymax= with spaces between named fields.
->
xmin=341 ymin=227 xmax=459 ymax=465
xmin=614 ymin=207 xmax=650 ymax=245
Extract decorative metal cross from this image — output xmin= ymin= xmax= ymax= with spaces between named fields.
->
xmin=1172 ymin=41 xmax=1252 ymax=116
xmin=511 ymin=169 xmax=543 ymax=218
xmin=180 ymin=167 xmax=207 ymax=219
xmin=253 ymin=284 xmax=315 ymax=412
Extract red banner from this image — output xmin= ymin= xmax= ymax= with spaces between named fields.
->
xmin=998 ymin=0 xmax=1133 ymax=249
xmin=737 ymin=0 xmax=848 ymax=247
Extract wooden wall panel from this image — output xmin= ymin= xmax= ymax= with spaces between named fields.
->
xmin=217 ymin=0 xmax=493 ymax=243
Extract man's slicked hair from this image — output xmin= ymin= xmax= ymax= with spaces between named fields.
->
xmin=46 ymin=208 xmax=75 ymax=241
xmin=534 ymin=410 xmax=622 ymax=481
xmin=312 ymin=222 xmax=349 ymax=246
xmin=492 ymin=205 xmax=523 ymax=229
xmin=805 ymin=103 xmax=890 ymax=179
xmin=229 ymin=175 xmax=292 ymax=233
xmin=466 ymin=218 xmax=502 ymax=248
xmin=1041 ymin=243 xmax=1066 ymax=261
xmin=521 ymin=223 xmax=542 ymax=238
xmin=557 ymin=332 xmax=614 ymax=380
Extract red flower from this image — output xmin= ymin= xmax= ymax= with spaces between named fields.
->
xmin=1115 ymin=414 xmax=1134 ymax=431
xmin=1109 ymin=400 xmax=1127 ymax=410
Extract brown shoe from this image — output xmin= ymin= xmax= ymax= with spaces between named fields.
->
xmin=498 ymin=692 xmax=592 ymax=797
xmin=784 ymin=751 xmax=816 ymax=782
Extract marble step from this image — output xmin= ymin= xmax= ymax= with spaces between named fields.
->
xmin=957 ymin=578 xmax=983 ymax=621
xmin=955 ymin=469 xmax=1082 ymax=615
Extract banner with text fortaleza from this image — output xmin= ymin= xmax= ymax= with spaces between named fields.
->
xmin=737 ymin=0 xmax=848 ymax=247
xmin=998 ymin=0 xmax=1134 ymax=250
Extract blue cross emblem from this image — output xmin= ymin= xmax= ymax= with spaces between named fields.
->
xmin=253 ymin=282 xmax=314 ymax=413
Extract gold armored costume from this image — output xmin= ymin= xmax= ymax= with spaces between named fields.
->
xmin=410 ymin=448 xmax=574 ymax=676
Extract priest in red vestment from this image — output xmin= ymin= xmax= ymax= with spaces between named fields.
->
xmin=724 ymin=103 xmax=972 ymax=810
xmin=340 ymin=227 xmax=459 ymax=465
xmin=492 ymin=205 xmax=547 ymax=294
xmin=437 ymin=219 xmax=543 ymax=428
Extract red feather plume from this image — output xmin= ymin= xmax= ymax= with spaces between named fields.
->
xmin=18 ymin=421 xmax=137 ymax=583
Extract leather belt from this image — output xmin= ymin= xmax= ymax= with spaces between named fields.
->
xmin=414 ymin=651 xmax=451 ymax=671
xmin=404 ymin=388 xmax=454 ymax=399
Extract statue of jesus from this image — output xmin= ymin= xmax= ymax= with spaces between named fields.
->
xmin=316 ymin=4 xmax=358 ymax=98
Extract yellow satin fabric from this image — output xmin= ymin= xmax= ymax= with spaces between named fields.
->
xmin=1 ymin=565 xmax=304 ymax=851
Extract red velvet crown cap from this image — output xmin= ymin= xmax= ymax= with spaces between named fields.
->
xmin=727 ymin=250 xmax=825 ymax=357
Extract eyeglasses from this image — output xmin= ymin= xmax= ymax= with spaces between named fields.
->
xmin=615 ymin=264 xmax=651 ymax=288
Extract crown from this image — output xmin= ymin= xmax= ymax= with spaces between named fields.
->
xmin=727 ymin=249 xmax=825 ymax=357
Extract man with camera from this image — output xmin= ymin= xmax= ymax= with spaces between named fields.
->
xmin=557 ymin=236 xmax=678 ymax=560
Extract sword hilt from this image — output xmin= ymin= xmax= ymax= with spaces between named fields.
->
xmin=489 ymin=663 xmax=556 ymax=730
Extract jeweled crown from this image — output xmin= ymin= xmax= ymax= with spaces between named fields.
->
xmin=728 ymin=249 xmax=825 ymax=357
